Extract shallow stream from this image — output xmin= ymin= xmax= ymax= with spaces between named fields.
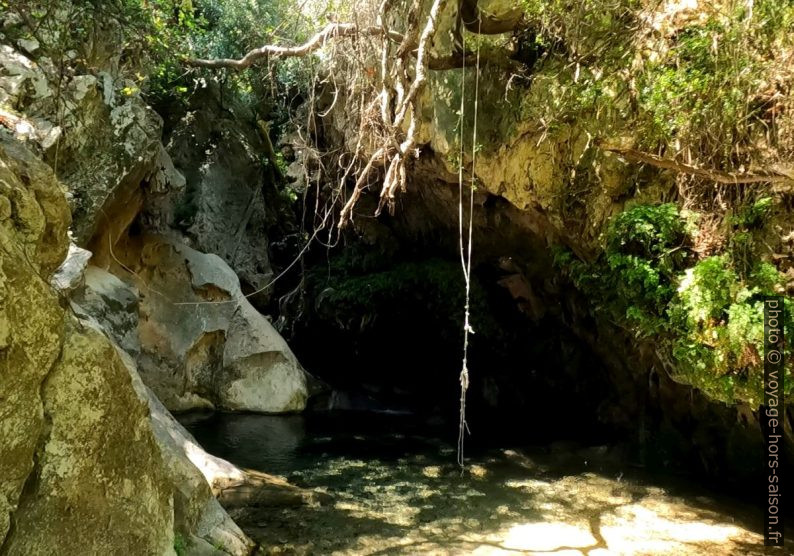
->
xmin=182 ymin=412 xmax=783 ymax=555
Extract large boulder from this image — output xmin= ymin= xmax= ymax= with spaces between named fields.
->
xmin=131 ymin=357 xmax=255 ymax=556
xmin=71 ymin=265 xmax=141 ymax=357
xmin=81 ymin=234 xmax=308 ymax=414
xmin=0 ymin=134 xmax=176 ymax=554
xmin=2 ymin=317 xmax=176 ymax=556
xmin=0 ymin=133 xmax=70 ymax=545
xmin=0 ymin=27 xmax=183 ymax=248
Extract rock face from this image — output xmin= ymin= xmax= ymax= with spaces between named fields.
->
xmin=0 ymin=134 xmax=171 ymax=554
xmin=0 ymin=133 xmax=71 ymax=547
xmin=118 ymin=235 xmax=308 ymax=413
xmin=0 ymin=133 xmax=255 ymax=555
xmin=163 ymin=82 xmax=275 ymax=300
xmin=1 ymin=8 xmax=313 ymax=554
xmin=50 ymin=242 xmax=92 ymax=293
xmin=143 ymin=385 xmax=254 ymax=555
xmin=4 ymin=317 xmax=175 ymax=556
xmin=0 ymin=38 xmax=173 ymax=246
xmin=315 ymin=0 xmax=794 ymax=481
xmin=71 ymin=266 xmax=141 ymax=357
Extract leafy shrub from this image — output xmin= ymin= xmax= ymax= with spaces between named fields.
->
xmin=668 ymin=255 xmax=792 ymax=404
xmin=558 ymin=203 xmax=792 ymax=405
xmin=519 ymin=0 xmax=794 ymax=170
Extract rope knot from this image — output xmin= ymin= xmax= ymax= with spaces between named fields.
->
xmin=459 ymin=367 xmax=470 ymax=390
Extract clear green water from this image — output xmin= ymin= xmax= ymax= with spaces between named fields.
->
xmin=182 ymin=412 xmax=782 ymax=555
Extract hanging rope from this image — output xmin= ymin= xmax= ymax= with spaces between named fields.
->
xmin=457 ymin=18 xmax=482 ymax=469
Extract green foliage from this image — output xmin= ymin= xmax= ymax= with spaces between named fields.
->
xmin=557 ymin=204 xmax=692 ymax=335
xmin=730 ymin=196 xmax=774 ymax=229
xmin=606 ymin=203 xmax=691 ymax=268
xmin=173 ymin=533 xmax=188 ymax=556
xmin=667 ymin=255 xmax=791 ymax=404
xmin=728 ymin=196 xmax=776 ymax=277
xmin=557 ymin=203 xmax=792 ymax=405
xmin=516 ymin=0 xmax=640 ymax=133
xmin=174 ymin=0 xmax=317 ymax=119
xmin=313 ymin=259 xmax=468 ymax=330
xmin=4 ymin=0 xmax=203 ymax=105
xmin=671 ymin=256 xmax=737 ymax=325
xmin=304 ymin=254 xmax=506 ymax=349
xmin=638 ymin=2 xmax=794 ymax=161
xmin=518 ymin=0 xmax=794 ymax=168
xmin=5 ymin=0 xmax=317 ymax=115
xmin=603 ymin=205 xmax=691 ymax=332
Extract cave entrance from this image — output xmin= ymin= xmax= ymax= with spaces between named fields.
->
xmin=283 ymin=183 xmax=620 ymax=451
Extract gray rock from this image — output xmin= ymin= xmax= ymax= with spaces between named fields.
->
xmin=17 ymin=38 xmax=39 ymax=54
xmin=165 ymin=82 xmax=274 ymax=300
xmin=0 ymin=133 xmax=255 ymax=556
xmin=0 ymin=135 xmax=176 ymax=556
xmin=50 ymin=242 xmax=92 ymax=293
xmin=0 ymin=42 xmax=178 ymax=249
xmin=71 ymin=266 xmax=140 ymax=356
xmin=141 ymin=378 xmax=254 ymax=556
xmin=132 ymin=235 xmax=308 ymax=413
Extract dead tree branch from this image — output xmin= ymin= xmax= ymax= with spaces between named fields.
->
xmin=184 ymin=0 xmax=518 ymax=227
xmin=185 ymin=23 xmax=404 ymax=69
xmin=600 ymin=144 xmax=794 ymax=186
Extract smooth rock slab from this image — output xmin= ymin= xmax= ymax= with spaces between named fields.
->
xmin=129 ymin=235 xmax=308 ymax=413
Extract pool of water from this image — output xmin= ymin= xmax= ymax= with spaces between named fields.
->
xmin=182 ymin=411 xmax=785 ymax=555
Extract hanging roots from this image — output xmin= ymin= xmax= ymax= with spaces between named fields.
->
xmin=184 ymin=0 xmax=526 ymax=227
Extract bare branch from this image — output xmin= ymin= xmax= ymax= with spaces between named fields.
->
xmin=338 ymin=147 xmax=387 ymax=226
xmin=390 ymin=0 xmax=448 ymax=128
xmin=378 ymin=0 xmax=449 ymax=214
xmin=185 ymin=23 xmax=404 ymax=69
xmin=600 ymin=144 xmax=794 ymax=186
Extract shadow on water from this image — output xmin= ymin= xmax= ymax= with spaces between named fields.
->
xmin=182 ymin=411 xmax=791 ymax=555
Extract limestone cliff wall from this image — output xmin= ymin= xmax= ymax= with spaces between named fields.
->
xmin=0 ymin=134 xmax=175 ymax=554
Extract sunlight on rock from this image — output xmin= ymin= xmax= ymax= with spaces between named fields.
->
xmin=468 ymin=464 xmax=488 ymax=478
xmin=504 ymin=478 xmax=549 ymax=490
xmin=422 ymin=465 xmax=441 ymax=478
xmin=502 ymin=522 xmax=596 ymax=552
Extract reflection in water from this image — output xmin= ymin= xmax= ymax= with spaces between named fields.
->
xmin=182 ymin=412 xmax=785 ymax=555
xmin=182 ymin=412 xmax=306 ymax=472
